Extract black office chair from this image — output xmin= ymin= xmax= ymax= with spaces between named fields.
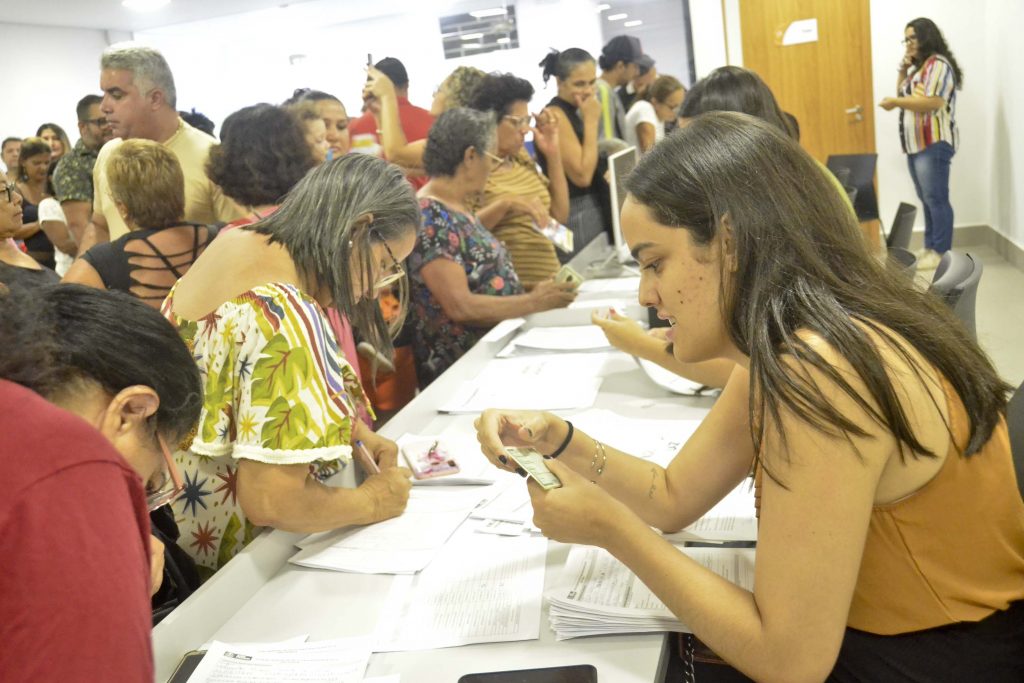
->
xmin=886 ymin=202 xmax=917 ymax=250
xmin=886 ymin=246 xmax=917 ymax=279
xmin=826 ymin=154 xmax=879 ymax=222
xmin=929 ymin=251 xmax=983 ymax=340
xmin=1008 ymin=381 xmax=1024 ymax=501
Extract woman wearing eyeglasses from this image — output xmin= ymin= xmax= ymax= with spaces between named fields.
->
xmin=163 ymin=154 xmax=415 ymax=578
xmin=467 ymin=72 xmax=569 ymax=290
xmin=0 ymin=181 xmax=60 ymax=290
xmin=879 ymin=18 xmax=963 ymax=272
xmin=0 ymin=284 xmax=202 ymax=681
xmin=409 ymin=108 xmax=577 ymax=388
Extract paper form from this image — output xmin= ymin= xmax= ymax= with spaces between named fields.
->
xmin=289 ymin=488 xmax=487 ymax=574
xmin=186 ymin=638 xmax=371 ymax=682
xmin=469 ymin=481 xmax=532 ymax=525
xmin=665 ymin=482 xmax=758 ymax=543
xmin=373 ymin=528 xmax=547 ymax=651
xmin=546 ymin=545 xmax=755 ymax=638
xmin=569 ymin=409 xmax=702 ymax=467
xmin=507 ymin=325 xmax=612 ymax=352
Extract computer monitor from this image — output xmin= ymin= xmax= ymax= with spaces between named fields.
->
xmin=608 ymin=146 xmax=639 ymax=262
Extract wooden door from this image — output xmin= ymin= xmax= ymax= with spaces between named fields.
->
xmin=739 ymin=0 xmax=875 ymax=163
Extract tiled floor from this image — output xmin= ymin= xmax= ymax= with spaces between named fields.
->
xmin=919 ymin=243 xmax=1024 ymax=390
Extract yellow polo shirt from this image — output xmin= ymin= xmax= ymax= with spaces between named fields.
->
xmin=93 ymin=117 xmax=245 ymax=239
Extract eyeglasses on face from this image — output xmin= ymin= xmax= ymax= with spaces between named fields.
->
xmin=2 ymin=184 xmax=21 ymax=204
xmin=902 ymin=35 xmax=918 ymax=45
xmin=83 ymin=116 xmax=109 ymax=127
xmin=373 ymin=236 xmax=405 ymax=291
xmin=501 ymin=114 xmax=533 ymax=130
xmin=146 ymin=434 xmax=185 ymax=512
xmin=483 ymin=150 xmax=507 ymax=171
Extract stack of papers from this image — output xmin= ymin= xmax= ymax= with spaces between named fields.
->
xmin=374 ymin=527 xmax=548 ymax=651
xmin=569 ymin=409 xmax=702 ymax=467
xmin=636 ymin=358 xmax=720 ymax=397
xmin=289 ymin=488 xmax=488 ymax=574
xmin=547 ymin=545 xmax=755 ymax=639
xmin=185 ymin=637 xmax=374 ymax=683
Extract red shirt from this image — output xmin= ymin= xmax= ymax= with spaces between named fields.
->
xmin=0 ymin=380 xmax=154 ymax=682
xmin=349 ymin=96 xmax=434 ymax=190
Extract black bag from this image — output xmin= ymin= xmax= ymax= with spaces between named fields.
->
xmin=150 ymin=506 xmax=201 ymax=625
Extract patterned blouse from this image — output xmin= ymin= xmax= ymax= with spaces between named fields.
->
xmin=162 ymin=282 xmax=370 ymax=577
xmin=408 ymin=198 xmax=524 ymax=387
xmin=899 ymin=55 xmax=958 ymax=155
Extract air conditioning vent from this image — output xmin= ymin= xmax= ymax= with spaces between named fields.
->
xmin=439 ymin=4 xmax=519 ymax=59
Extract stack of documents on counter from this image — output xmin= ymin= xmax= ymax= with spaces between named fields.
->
xmin=497 ymin=325 xmax=613 ymax=356
xmin=664 ymin=481 xmax=758 ymax=543
xmin=289 ymin=488 xmax=490 ymax=574
xmin=184 ymin=637 xmax=377 ymax=683
xmin=547 ymin=545 xmax=755 ymax=639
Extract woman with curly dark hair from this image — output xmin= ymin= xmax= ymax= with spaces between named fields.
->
xmin=207 ymin=103 xmax=317 ymax=226
xmin=63 ymin=139 xmax=217 ymax=309
xmin=880 ymin=18 xmax=963 ymax=271
xmin=468 ymin=72 xmax=570 ymax=289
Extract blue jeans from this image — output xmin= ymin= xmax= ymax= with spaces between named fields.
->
xmin=906 ymin=141 xmax=955 ymax=253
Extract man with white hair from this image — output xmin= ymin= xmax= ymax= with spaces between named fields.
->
xmin=80 ymin=43 xmax=244 ymax=252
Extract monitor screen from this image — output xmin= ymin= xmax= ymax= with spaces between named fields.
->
xmin=608 ymin=146 xmax=638 ymax=258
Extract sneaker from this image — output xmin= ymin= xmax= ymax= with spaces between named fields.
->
xmin=917 ymin=250 xmax=942 ymax=271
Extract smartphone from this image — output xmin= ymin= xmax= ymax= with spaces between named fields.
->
xmin=402 ymin=440 xmax=460 ymax=480
xmin=167 ymin=651 xmax=205 ymax=683
xmin=367 ymin=52 xmax=373 ymax=66
xmin=459 ymin=664 xmax=597 ymax=683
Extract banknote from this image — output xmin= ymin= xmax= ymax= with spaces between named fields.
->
xmin=505 ymin=446 xmax=563 ymax=490
xmin=555 ymin=264 xmax=584 ymax=287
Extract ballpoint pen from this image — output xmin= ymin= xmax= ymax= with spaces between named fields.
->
xmin=354 ymin=439 xmax=381 ymax=475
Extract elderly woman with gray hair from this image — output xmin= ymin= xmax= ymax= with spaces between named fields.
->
xmin=162 ymin=154 xmax=415 ymax=577
xmin=409 ymin=108 xmax=577 ymax=387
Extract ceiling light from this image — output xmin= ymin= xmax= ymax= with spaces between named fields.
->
xmin=470 ymin=8 xmax=507 ymax=18
xmin=461 ymin=33 xmax=485 ymax=40
xmin=122 ymin=0 xmax=170 ymax=10
xmin=595 ymin=3 xmax=611 ymax=11
xmin=497 ymin=37 xmax=511 ymax=44
xmin=624 ymin=19 xmax=643 ymax=27
xmin=607 ymin=13 xmax=628 ymax=21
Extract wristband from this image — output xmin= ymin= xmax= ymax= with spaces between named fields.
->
xmin=545 ymin=420 xmax=574 ymax=459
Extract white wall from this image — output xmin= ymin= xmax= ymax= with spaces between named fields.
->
xmin=0 ymin=22 xmax=110 ymax=166
xmin=985 ymin=0 xmax=1024 ymax=248
xmin=134 ymin=0 xmax=603 ymax=133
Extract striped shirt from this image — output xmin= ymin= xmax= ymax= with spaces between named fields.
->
xmin=476 ymin=150 xmax=561 ymax=290
xmin=899 ymin=55 xmax=958 ymax=155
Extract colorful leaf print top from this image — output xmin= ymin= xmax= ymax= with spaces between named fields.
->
xmin=162 ymin=282 xmax=370 ymax=578
xmin=408 ymin=198 xmax=524 ymax=387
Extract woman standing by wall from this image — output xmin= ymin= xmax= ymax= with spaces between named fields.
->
xmin=880 ymin=18 xmax=962 ymax=271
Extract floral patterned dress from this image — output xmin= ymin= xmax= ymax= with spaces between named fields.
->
xmin=408 ymin=198 xmax=524 ymax=386
xmin=162 ymin=282 xmax=370 ymax=578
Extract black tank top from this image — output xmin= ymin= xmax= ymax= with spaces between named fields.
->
xmin=18 ymin=195 xmax=56 ymax=270
xmin=538 ymin=96 xmax=608 ymax=201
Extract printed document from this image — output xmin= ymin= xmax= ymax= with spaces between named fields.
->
xmin=185 ymin=637 xmax=371 ymax=682
xmin=374 ymin=527 xmax=547 ymax=651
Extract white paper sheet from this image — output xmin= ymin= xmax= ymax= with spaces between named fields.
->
xmin=289 ymin=488 xmax=487 ymax=574
xmin=374 ymin=528 xmax=547 ymax=651
xmin=577 ymin=276 xmax=641 ymax=294
xmin=469 ymin=480 xmax=533 ymax=525
xmin=569 ymin=409 xmax=701 ymax=467
xmin=437 ymin=354 xmax=609 ymax=414
xmin=510 ymin=326 xmax=612 ymax=352
xmin=636 ymin=358 xmax=720 ymax=397
xmin=186 ymin=638 xmax=372 ymax=683
xmin=664 ymin=481 xmax=758 ymax=543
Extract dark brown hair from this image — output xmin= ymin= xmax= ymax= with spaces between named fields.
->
xmin=679 ymin=66 xmax=795 ymax=139
xmin=907 ymin=18 xmax=963 ymax=89
xmin=626 ymin=112 xmax=1008 ymax=477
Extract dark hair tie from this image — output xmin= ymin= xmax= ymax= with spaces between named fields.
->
xmin=545 ymin=420 xmax=574 ymax=459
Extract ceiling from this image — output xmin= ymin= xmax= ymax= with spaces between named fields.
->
xmin=0 ymin=0 xmax=325 ymax=32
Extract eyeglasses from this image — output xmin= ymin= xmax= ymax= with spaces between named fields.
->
xmin=501 ymin=114 xmax=533 ymax=131
xmin=2 ymin=183 xmax=18 ymax=204
xmin=483 ymin=151 xmax=507 ymax=171
xmin=373 ymin=237 xmax=405 ymax=291
xmin=146 ymin=434 xmax=185 ymax=512
xmin=83 ymin=116 xmax=109 ymax=127
xmin=902 ymin=36 xmax=918 ymax=45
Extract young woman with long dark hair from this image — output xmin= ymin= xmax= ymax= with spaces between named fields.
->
xmin=476 ymin=113 xmax=1023 ymax=681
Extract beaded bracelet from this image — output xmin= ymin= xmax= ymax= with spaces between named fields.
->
xmin=545 ymin=420 xmax=574 ymax=459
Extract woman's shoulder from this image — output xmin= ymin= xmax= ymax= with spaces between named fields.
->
xmin=169 ymin=281 xmax=319 ymax=326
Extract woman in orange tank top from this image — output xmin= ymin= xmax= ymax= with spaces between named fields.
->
xmin=474 ymin=112 xmax=1024 ymax=681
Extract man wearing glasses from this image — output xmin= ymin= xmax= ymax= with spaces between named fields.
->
xmin=52 ymin=94 xmax=113 ymax=245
